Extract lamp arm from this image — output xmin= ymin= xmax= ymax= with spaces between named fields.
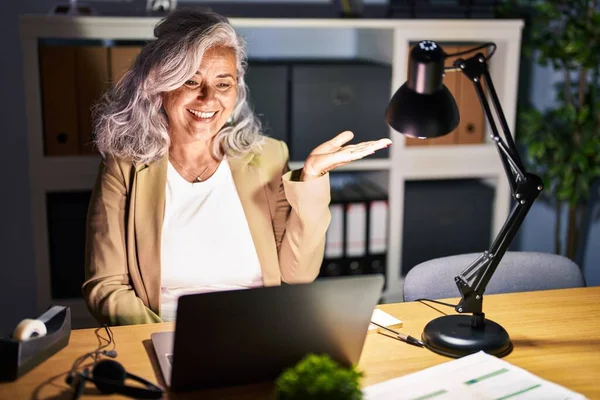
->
xmin=458 ymin=54 xmax=527 ymax=182
xmin=450 ymin=52 xmax=544 ymax=315
xmin=455 ymin=196 xmax=536 ymax=314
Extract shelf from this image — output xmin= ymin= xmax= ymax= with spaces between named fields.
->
xmin=398 ymin=144 xmax=505 ymax=180
xmin=38 ymin=144 xmax=503 ymax=192
xmin=38 ymin=156 xmax=391 ymax=192
xmin=289 ymin=158 xmax=390 ymax=173
xmin=19 ymin=15 xmax=523 ymax=40
xmin=40 ymin=155 xmax=102 ymax=191
xmin=21 ymin=14 xmax=523 ymax=315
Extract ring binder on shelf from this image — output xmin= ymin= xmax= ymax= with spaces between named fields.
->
xmin=351 ymin=179 xmax=389 ymax=281
xmin=322 ymin=184 xmax=345 ymax=277
xmin=321 ymin=175 xmax=389 ymax=287
xmin=340 ymin=181 xmax=368 ymax=276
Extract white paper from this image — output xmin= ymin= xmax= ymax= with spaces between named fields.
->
xmin=368 ymin=309 xmax=402 ymax=330
xmin=363 ymin=351 xmax=587 ymax=400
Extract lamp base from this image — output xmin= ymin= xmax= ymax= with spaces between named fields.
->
xmin=422 ymin=315 xmax=512 ymax=358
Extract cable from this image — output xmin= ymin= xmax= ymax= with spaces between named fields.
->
xmin=415 ymin=298 xmax=457 ymax=308
xmin=445 ymin=42 xmax=496 ymax=60
xmin=69 ymin=325 xmax=116 ymax=380
xmin=97 ymin=325 xmax=117 ymax=355
xmin=443 ymin=42 xmax=497 ymax=72
xmin=443 ymin=43 xmax=497 ymax=72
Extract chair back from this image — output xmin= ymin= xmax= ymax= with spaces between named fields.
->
xmin=403 ymin=251 xmax=586 ymax=302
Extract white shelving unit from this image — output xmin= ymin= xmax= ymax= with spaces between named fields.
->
xmin=20 ymin=15 xmax=523 ymax=324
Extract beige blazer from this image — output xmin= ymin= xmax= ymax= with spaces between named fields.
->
xmin=83 ymin=138 xmax=331 ymax=326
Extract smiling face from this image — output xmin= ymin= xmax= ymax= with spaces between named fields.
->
xmin=162 ymin=46 xmax=238 ymax=144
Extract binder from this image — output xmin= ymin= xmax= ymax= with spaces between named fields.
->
xmin=351 ymin=178 xmax=388 ymax=280
xmin=75 ymin=46 xmax=110 ymax=155
xmin=320 ymin=174 xmax=389 ymax=287
xmin=245 ymin=61 xmax=289 ymax=144
xmin=428 ymin=45 xmax=460 ymax=146
xmin=290 ymin=61 xmax=391 ymax=161
xmin=320 ymin=182 xmax=345 ymax=278
xmin=456 ymin=44 xmax=487 ymax=144
xmin=39 ymin=45 xmax=79 ymax=156
xmin=321 ymin=174 xmax=368 ymax=278
xmin=109 ymin=45 xmax=142 ymax=84
xmin=339 ymin=181 xmax=368 ymax=276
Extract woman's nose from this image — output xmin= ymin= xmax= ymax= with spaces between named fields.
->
xmin=197 ymin=85 xmax=215 ymax=101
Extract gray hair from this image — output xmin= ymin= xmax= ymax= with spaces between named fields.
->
xmin=93 ymin=8 xmax=264 ymax=165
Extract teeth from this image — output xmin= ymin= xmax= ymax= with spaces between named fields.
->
xmin=188 ymin=109 xmax=216 ymax=119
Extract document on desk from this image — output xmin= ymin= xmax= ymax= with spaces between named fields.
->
xmin=368 ymin=309 xmax=402 ymax=330
xmin=363 ymin=351 xmax=587 ymax=400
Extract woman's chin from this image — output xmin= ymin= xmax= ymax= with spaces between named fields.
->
xmin=186 ymin=127 xmax=221 ymax=141
xmin=170 ymin=121 xmax=226 ymax=142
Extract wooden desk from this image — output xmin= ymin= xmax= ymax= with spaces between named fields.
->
xmin=1 ymin=287 xmax=599 ymax=399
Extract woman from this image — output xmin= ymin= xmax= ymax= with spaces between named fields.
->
xmin=83 ymin=8 xmax=391 ymax=326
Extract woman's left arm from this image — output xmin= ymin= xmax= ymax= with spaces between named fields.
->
xmin=274 ymin=131 xmax=391 ymax=283
xmin=275 ymin=143 xmax=331 ymax=283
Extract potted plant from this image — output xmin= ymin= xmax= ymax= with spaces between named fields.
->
xmin=499 ymin=0 xmax=600 ymax=262
xmin=273 ymin=353 xmax=364 ymax=400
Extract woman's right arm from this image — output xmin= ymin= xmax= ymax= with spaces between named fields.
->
xmin=82 ymin=157 xmax=162 ymax=326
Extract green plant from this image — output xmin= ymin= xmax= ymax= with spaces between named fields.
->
xmin=499 ymin=0 xmax=600 ymax=260
xmin=273 ymin=354 xmax=364 ymax=400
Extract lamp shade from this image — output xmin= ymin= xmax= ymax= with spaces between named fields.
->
xmin=385 ymin=40 xmax=460 ymax=139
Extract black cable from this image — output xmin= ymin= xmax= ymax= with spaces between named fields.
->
xmin=69 ymin=325 xmax=117 ymax=378
xmin=415 ymin=298 xmax=457 ymax=308
xmin=92 ymin=327 xmax=110 ymax=363
xmin=97 ymin=325 xmax=116 ymax=354
xmin=444 ymin=42 xmax=497 ymax=60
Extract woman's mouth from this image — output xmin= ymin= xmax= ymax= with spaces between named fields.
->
xmin=187 ymin=109 xmax=217 ymax=121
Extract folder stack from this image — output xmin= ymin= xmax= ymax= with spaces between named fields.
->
xmin=320 ymin=174 xmax=388 ymax=288
xmin=39 ymin=43 xmax=143 ymax=156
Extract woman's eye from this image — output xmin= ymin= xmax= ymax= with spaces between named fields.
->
xmin=185 ymin=80 xmax=199 ymax=86
xmin=217 ymin=83 xmax=232 ymax=89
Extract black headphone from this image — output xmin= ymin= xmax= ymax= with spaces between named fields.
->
xmin=65 ymin=325 xmax=163 ymax=400
xmin=66 ymin=357 xmax=163 ymax=399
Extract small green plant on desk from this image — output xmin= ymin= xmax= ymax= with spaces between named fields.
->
xmin=274 ymin=353 xmax=364 ymax=400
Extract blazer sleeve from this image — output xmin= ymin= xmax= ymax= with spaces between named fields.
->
xmin=82 ymin=157 xmax=162 ymax=326
xmin=274 ymin=141 xmax=331 ymax=283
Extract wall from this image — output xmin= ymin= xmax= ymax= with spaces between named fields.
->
xmin=0 ymin=0 xmax=46 ymax=335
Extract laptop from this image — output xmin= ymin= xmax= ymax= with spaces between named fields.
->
xmin=151 ymin=274 xmax=384 ymax=392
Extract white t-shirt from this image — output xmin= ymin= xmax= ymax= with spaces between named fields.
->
xmin=159 ymin=158 xmax=263 ymax=321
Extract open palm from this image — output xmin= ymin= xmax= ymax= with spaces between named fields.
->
xmin=301 ymin=131 xmax=392 ymax=181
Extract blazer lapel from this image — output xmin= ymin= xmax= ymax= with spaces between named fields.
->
xmin=134 ymin=156 xmax=167 ymax=313
xmin=229 ymin=153 xmax=281 ymax=286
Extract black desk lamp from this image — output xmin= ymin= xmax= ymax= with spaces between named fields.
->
xmin=386 ymin=40 xmax=544 ymax=358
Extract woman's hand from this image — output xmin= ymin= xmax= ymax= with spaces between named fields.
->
xmin=300 ymin=131 xmax=392 ymax=181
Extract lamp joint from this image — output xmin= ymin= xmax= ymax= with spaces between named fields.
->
xmin=454 ymin=277 xmax=483 ymax=314
xmin=455 ymin=52 xmax=487 ymax=82
xmin=513 ymin=172 xmax=544 ymax=204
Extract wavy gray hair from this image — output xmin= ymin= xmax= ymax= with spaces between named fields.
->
xmin=93 ymin=8 xmax=264 ymax=165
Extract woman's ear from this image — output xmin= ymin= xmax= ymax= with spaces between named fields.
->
xmin=160 ymin=93 xmax=171 ymax=117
